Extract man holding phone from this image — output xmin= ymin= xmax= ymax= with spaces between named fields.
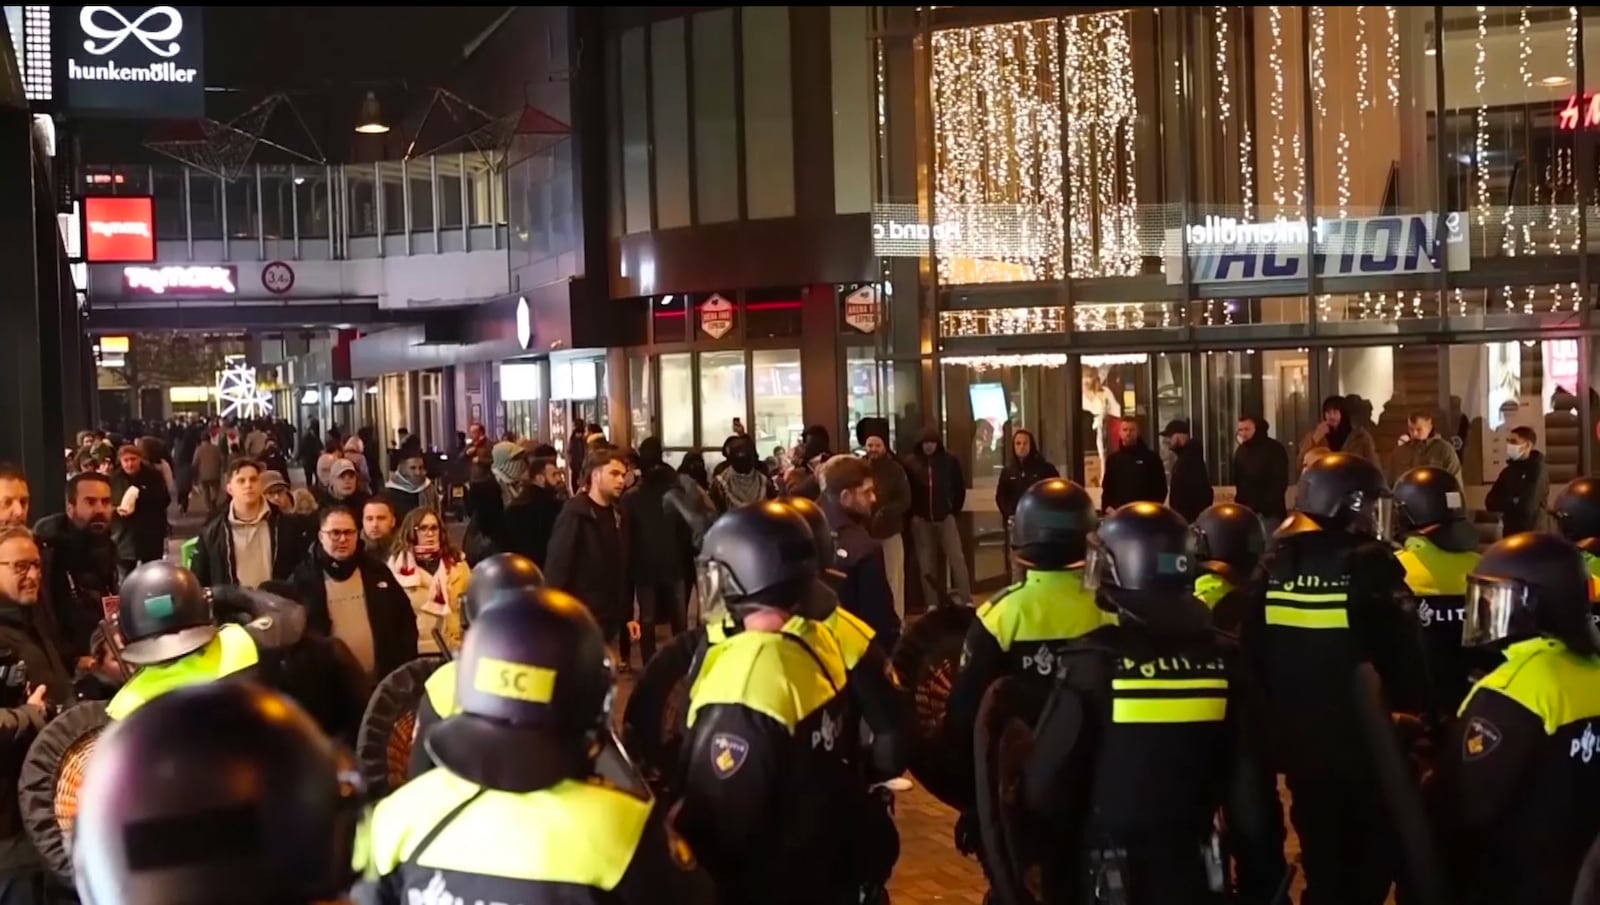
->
xmin=0 ymin=525 xmax=72 ymax=902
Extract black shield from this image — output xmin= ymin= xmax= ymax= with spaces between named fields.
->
xmin=356 ymin=657 xmax=445 ymax=798
xmin=891 ymin=603 xmax=977 ymax=807
xmin=973 ymin=677 xmax=1045 ymax=905
xmin=1352 ymin=664 xmax=1448 ymax=905
xmin=19 ymin=701 xmax=111 ymax=881
xmin=621 ymin=629 xmax=700 ymax=797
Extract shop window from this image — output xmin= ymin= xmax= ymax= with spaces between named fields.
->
xmin=652 ymin=293 xmax=689 ymax=343
xmin=294 ymin=166 xmax=331 ymax=239
xmin=465 ymin=155 xmax=501 ymax=227
xmin=651 ymin=18 xmax=691 ymax=229
xmin=1452 ymin=339 xmax=1580 ymax=491
xmin=742 ymin=7 xmax=795 ymax=219
xmin=845 ymin=346 xmax=885 ymax=444
xmin=744 ymin=287 xmax=803 ymax=339
xmin=348 ymin=167 xmax=377 ymax=237
xmin=830 ymin=6 xmax=872 ymax=215
xmin=190 ymin=171 xmax=221 ymax=240
xmin=752 ymin=349 xmax=802 ymax=454
xmin=620 ymin=26 xmax=651 ymax=233
xmin=698 ymin=350 xmax=748 ymax=447
xmin=629 ymin=356 xmax=654 ymax=442
xmin=1203 ymin=350 xmax=1311 ymax=486
xmin=692 ymin=9 xmax=739 ymax=224
xmin=660 ymin=353 xmax=695 ymax=447
xmin=152 ymin=167 xmax=184 ymax=240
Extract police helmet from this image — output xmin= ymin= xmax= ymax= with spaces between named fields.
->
xmin=1553 ymin=478 xmax=1600 ymax=553
xmin=1086 ymin=502 xmax=1196 ymax=595
xmin=73 ymin=682 xmax=360 ymax=905
xmin=783 ymin=496 xmax=838 ymax=572
xmin=1010 ymin=478 xmax=1095 ymax=570
xmin=1191 ymin=502 xmax=1266 ymax=585
xmin=1464 ymin=531 xmax=1600 ymax=657
xmin=1293 ymin=453 xmax=1389 ymax=532
xmin=1391 ymin=466 xmax=1467 ymax=535
xmin=117 ymin=561 xmax=214 ymax=666
xmin=427 ymin=587 xmax=613 ymax=793
xmin=697 ymin=501 xmax=822 ymax=616
xmin=464 ymin=553 xmax=544 ymax=626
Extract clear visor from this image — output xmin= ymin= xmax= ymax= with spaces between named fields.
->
xmin=1461 ymin=577 xmax=1532 ymax=648
xmin=1082 ymin=543 xmax=1111 ymax=591
xmin=1370 ymin=496 xmax=1395 ymax=541
xmin=695 ymin=559 xmax=736 ymax=626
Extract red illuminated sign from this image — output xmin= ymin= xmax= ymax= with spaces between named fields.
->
xmin=83 ymin=196 xmax=155 ymax=263
xmin=1558 ymin=94 xmax=1600 ymax=131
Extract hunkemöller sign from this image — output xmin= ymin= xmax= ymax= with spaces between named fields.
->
xmin=58 ymin=6 xmax=207 ymax=117
xmin=1165 ymin=212 xmax=1470 ymax=285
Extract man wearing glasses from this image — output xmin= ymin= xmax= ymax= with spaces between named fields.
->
xmin=0 ymin=525 xmax=73 ymax=901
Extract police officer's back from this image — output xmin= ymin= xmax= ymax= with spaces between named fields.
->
xmin=948 ymin=478 xmax=1103 ymax=749
xmin=105 ymin=562 xmax=305 ymax=721
xmin=1391 ymin=466 xmax=1483 ymax=717
xmin=1032 ymin=503 xmax=1274 ymax=905
xmin=74 ymin=682 xmax=360 ymax=905
xmin=1442 ymin=532 xmax=1600 ymax=905
xmin=361 ymin=588 xmax=708 ymax=904
xmin=677 ymin=502 xmax=852 ymax=905
xmin=1552 ymin=477 xmax=1600 ymax=614
xmin=1190 ymin=502 xmax=1266 ymax=635
xmin=1244 ymin=453 xmax=1424 ymax=905
xmin=408 ymin=552 xmax=542 ymax=778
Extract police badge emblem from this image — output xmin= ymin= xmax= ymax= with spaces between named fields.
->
xmin=710 ymin=733 xmax=749 ymax=779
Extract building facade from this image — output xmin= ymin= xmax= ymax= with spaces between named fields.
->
xmin=870 ymin=6 xmax=1600 ymax=589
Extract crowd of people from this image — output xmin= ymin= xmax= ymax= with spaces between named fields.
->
xmin=0 ymin=408 xmax=1597 ymax=905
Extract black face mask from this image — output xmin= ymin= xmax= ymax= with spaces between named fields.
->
xmin=728 ymin=448 xmax=755 ymax=472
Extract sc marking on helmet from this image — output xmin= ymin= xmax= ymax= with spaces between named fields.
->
xmin=472 ymin=656 xmax=556 ymax=704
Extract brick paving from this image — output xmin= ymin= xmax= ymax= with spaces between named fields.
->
xmin=888 ymin=783 xmax=988 ymax=904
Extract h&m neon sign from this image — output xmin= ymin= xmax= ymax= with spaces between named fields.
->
xmin=1558 ymin=94 xmax=1600 ymax=131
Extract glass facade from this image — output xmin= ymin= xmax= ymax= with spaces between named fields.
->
xmin=874 ymin=6 xmax=1600 ymax=534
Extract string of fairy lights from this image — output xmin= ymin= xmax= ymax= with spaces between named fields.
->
xmin=926 ymin=6 xmax=1588 ymax=338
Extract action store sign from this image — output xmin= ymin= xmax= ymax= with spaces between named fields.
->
xmin=57 ymin=6 xmax=206 ymax=117
xmin=83 ymin=196 xmax=155 ymax=263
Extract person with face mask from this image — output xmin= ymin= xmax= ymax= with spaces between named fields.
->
xmin=1485 ymin=426 xmax=1551 ymax=536
xmin=35 ymin=472 xmax=120 ymax=661
xmin=710 ymin=437 xmax=775 ymax=513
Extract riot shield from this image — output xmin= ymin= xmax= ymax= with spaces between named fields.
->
xmin=356 ymin=657 xmax=445 ymax=797
xmin=19 ymin=701 xmax=111 ymax=881
xmin=1352 ymin=664 xmax=1447 ymax=905
xmin=621 ymin=629 xmax=700 ymax=797
xmin=890 ymin=604 xmax=976 ymax=807
xmin=973 ymin=677 xmax=1045 ymax=905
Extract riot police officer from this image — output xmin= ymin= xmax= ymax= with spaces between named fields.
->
xmin=947 ymin=478 xmax=1103 ymax=759
xmin=1444 ymin=532 xmax=1600 ymax=905
xmin=1391 ymin=465 xmax=1482 ymax=717
xmin=105 ymin=561 xmax=306 ymax=720
xmin=360 ymin=588 xmax=709 ymax=904
xmin=407 ymin=552 xmax=543 ymax=778
xmin=676 ymin=502 xmax=854 ymax=905
xmin=1021 ymin=502 xmax=1279 ymax=905
xmin=1243 ymin=452 xmax=1426 ymax=905
xmin=74 ymin=682 xmax=361 ymax=905
xmin=1190 ymin=501 xmax=1266 ymax=634
xmin=1551 ymin=476 xmax=1600 ymax=612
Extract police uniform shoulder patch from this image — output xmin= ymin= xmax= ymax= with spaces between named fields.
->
xmin=1463 ymin=716 xmax=1502 ymax=761
xmin=709 ymin=733 xmax=749 ymax=779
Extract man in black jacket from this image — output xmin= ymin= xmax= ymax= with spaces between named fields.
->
xmin=622 ymin=438 xmax=691 ymax=666
xmin=1101 ymin=419 xmax=1167 ymax=513
xmin=1160 ymin=419 xmax=1214 ymax=522
xmin=110 ymin=445 xmax=171 ymax=573
xmin=818 ymin=456 xmax=901 ymax=649
xmin=34 ymin=472 xmax=119 ymax=662
xmin=1232 ymin=415 xmax=1290 ymax=529
xmin=906 ymin=428 xmax=970 ymax=606
xmin=189 ymin=459 xmax=310 ymax=590
xmin=0 ymin=527 xmax=73 ymax=903
xmin=546 ymin=447 xmax=633 ymax=657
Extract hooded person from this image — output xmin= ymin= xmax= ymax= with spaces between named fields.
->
xmin=383 ymin=448 xmax=440 ymax=520
xmin=710 ymin=436 xmax=775 ymax=512
xmin=1300 ymin=395 xmax=1378 ymax=464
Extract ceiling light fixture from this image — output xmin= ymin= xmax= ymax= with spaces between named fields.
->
xmin=354 ymin=90 xmax=390 ymax=135
xmin=1541 ymin=74 xmax=1572 ymax=87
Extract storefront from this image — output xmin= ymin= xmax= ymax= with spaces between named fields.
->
xmin=869 ymin=6 xmax=1600 ymax=590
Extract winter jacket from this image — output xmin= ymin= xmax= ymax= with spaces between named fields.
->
xmin=1102 ymin=440 xmax=1167 ymax=511
xmin=290 ymin=552 xmax=419 ymax=681
xmin=1232 ymin=434 xmax=1290 ymax=519
xmin=996 ymin=450 xmax=1059 ymax=520
xmin=1167 ymin=442 xmax=1214 ymax=523
xmin=545 ymin=494 xmax=632 ymax=639
xmin=864 ymin=453 xmax=911 ymax=540
xmin=189 ymin=504 xmax=313 ymax=589
xmin=1386 ymin=434 xmax=1463 ymax=484
xmin=623 ymin=464 xmax=694 ymax=585
xmin=110 ymin=463 xmax=171 ymax=563
xmin=0 ymin=599 xmax=74 ymax=845
xmin=33 ymin=513 xmax=119 ymax=660
xmin=906 ymin=433 xmax=965 ymax=522
xmin=1485 ymin=451 xmax=1552 ymax=535
xmin=387 ymin=550 xmax=469 ymax=656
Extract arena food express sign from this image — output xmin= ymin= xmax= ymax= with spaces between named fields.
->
xmin=1165 ymin=212 xmax=1470 ymax=285
xmin=56 ymin=6 xmax=206 ymax=117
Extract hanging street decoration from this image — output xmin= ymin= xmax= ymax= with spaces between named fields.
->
xmin=217 ymin=362 xmax=273 ymax=419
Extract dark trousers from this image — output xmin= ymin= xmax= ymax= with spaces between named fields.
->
xmin=1286 ymin=772 xmax=1396 ymax=905
xmin=621 ymin=582 xmax=686 ymax=667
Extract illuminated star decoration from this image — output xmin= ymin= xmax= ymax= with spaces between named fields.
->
xmin=217 ymin=363 xmax=273 ymax=419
